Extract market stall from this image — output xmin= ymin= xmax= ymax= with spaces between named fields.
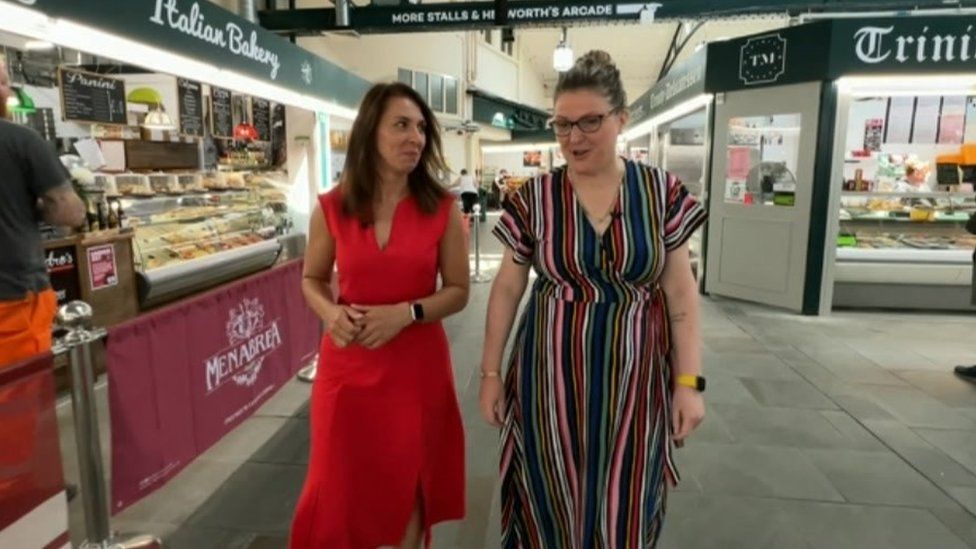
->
xmin=703 ymin=17 xmax=976 ymax=314
xmin=0 ymin=0 xmax=369 ymax=520
xmin=0 ymin=0 xmax=366 ymax=320
xmin=624 ymin=48 xmax=712 ymax=277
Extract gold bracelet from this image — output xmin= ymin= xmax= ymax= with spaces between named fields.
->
xmin=480 ymin=370 xmax=501 ymax=379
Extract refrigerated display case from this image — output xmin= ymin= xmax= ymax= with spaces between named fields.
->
xmin=831 ymin=91 xmax=976 ymax=310
xmin=123 ymin=177 xmax=291 ymax=307
xmin=834 ymin=189 xmax=976 ymax=309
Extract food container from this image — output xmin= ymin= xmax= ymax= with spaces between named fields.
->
xmin=909 ymin=206 xmax=936 ymax=222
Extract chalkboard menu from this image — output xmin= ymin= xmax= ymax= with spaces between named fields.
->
xmin=252 ymin=98 xmax=271 ymax=142
xmin=210 ymin=86 xmax=233 ymax=138
xmin=59 ymin=67 xmax=127 ymax=125
xmin=177 ymin=78 xmax=204 ymax=138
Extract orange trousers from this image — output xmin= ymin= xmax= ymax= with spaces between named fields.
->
xmin=0 ymin=289 xmax=57 ymax=368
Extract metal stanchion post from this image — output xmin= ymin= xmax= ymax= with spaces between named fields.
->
xmin=470 ymin=203 xmax=492 ymax=284
xmin=297 ymin=358 xmax=317 ymax=382
xmin=56 ymin=301 xmax=161 ymax=549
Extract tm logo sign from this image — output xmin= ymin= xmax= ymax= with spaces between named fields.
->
xmin=740 ymin=33 xmax=787 ymax=86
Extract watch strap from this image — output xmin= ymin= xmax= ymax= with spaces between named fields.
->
xmin=410 ymin=302 xmax=425 ymax=322
xmin=676 ymin=374 xmax=706 ymax=392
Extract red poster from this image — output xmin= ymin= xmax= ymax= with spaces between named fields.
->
xmin=727 ymin=146 xmax=753 ymax=180
xmin=106 ymin=260 xmax=318 ymax=513
xmin=87 ymin=244 xmax=118 ymax=290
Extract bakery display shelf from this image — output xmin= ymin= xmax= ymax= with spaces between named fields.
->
xmin=137 ymin=238 xmax=281 ymax=308
xmin=836 ymin=246 xmax=973 ymax=264
xmin=841 ymin=191 xmax=975 ymax=199
xmin=842 ymin=213 xmax=972 ymax=224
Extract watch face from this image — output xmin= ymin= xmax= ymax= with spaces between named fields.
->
xmin=696 ymin=377 xmax=707 ymax=392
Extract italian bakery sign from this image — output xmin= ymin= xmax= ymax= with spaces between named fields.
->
xmin=740 ymin=33 xmax=787 ymax=85
xmin=150 ymin=0 xmax=281 ymax=79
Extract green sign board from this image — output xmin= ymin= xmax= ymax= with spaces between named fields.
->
xmin=262 ymin=1 xmax=663 ymax=34
xmin=629 ymin=48 xmax=707 ymax=127
xmin=707 ymin=16 xmax=976 ymax=93
xmin=705 ymin=21 xmax=832 ymax=93
xmin=260 ymin=1 xmax=976 ymax=35
xmin=830 ymin=17 xmax=976 ymax=76
xmin=1 ymin=0 xmax=370 ymax=109
xmin=471 ymin=91 xmax=550 ymax=134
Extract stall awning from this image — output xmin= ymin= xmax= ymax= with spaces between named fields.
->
xmin=469 ymin=88 xmax=552 ymax=140
xmin=0 ymin=0 xmax=370 ymax=116
xmin=628 ymin=48 xmax=708 ymax=131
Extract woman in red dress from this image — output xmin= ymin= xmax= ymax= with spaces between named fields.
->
xmin=290 ymin=82 xmax=469 ymax=549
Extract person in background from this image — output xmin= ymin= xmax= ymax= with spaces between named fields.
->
xmin=955 ymin=212 xmax=976 ymax=381
xmin=0 ymin=59 xmax=85 ymax=367
xmin=452 ymin=168 xmax=479 ymax=215
xmin=290 ymin=82 xmax=468 ymax=549
xmin=478 ymin=50 xmax=707 ymax=546
xmin=492 ymin=168 xmax=510 ymax=206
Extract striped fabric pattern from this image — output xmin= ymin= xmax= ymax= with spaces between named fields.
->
xmin=493 ymin=160 xmax=707 ymax=548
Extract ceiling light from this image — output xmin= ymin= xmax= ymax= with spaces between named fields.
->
xmin=553 ymin=27 xmax=573 ymax=72
xmin=127 ymin=87 xmax=164 ymax=106
xmin=24 ymin=39 xmax=54 ymax=50
xmin=142 ymin=108 xmax=175 ymax=130
xmin=233 ymin=122 xmax=260 ymax=142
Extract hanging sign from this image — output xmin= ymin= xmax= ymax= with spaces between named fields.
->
xmin=260 ymin=1 xmax=661 ymax=33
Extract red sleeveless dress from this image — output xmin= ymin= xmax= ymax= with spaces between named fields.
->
xmin=290 ymin=189 xmax=465 ymax=548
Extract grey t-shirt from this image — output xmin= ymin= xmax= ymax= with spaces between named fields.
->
xmin=0 ymin=119 xmax=70 ymax=300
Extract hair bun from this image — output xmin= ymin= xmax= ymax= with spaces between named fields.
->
xmin=576 ymin=50 xmax=615 ymax=70
xmin=555 ymin=49 xmax=627 ymax=110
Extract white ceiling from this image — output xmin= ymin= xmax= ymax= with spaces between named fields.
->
xmin=516 ymin=16 xmax=791 ymax=108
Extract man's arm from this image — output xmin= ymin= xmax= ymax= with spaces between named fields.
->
xmin=40 ymin=183 xmax=85 ymax=228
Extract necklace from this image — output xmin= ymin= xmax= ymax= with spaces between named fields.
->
xmin=568 ymin=166 xmax=625 ymax=229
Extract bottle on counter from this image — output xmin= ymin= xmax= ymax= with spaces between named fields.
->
xmin=96 ymin=199 xmax=108 ymax=232
xmin=86 ymin=198 xmax=99 ymax=232
xmin=107 ymin=198 xmax=120 ymax=229
xmin=117 ymin=200 xmax=129 ymax=229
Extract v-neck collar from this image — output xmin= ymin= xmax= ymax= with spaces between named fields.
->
xmin=371 ymin=195 xmax=410 ymax=253
xmin=564 ymin=161 xmax=628 ymax=240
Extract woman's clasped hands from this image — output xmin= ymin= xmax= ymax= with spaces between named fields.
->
xmin=326 ymin=303 xmax=413 ymax=350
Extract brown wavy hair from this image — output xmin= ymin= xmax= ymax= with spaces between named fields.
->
xmin=340 ymin=82 xmax=448 ymax=224
xmin=0 ymin=61 xmax=9 ymax=119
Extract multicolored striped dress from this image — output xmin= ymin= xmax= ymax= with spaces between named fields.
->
xmin=492 ymin=160 xmax=707 ymax=548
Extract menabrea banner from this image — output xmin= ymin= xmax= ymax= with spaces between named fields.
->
xmin=106 ymin=260 xmax=318 ymax=513
xmin=0 ymin=353 xmax=70 ymax=549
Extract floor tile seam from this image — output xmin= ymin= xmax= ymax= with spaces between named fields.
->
xmin=711 ymin=333 xmax=976 ymax=515
xmin=675 ymin=490 xmax=969 ymax=515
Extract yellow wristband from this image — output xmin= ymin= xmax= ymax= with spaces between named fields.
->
xmin=675 ymin=374 xmax=705 ymax=391
xmin=480 ymin=370 xmax=501 ymax=379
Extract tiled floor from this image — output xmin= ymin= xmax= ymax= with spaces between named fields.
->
xmin=61 ymin=215 xmax=976 ymax=548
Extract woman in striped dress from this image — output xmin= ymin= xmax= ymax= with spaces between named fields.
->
xmin=479 ymin=50 xmax=708 ymax=547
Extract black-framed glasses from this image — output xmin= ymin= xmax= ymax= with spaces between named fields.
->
xmin=549 ymin=111 xmax=615 ymax=136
